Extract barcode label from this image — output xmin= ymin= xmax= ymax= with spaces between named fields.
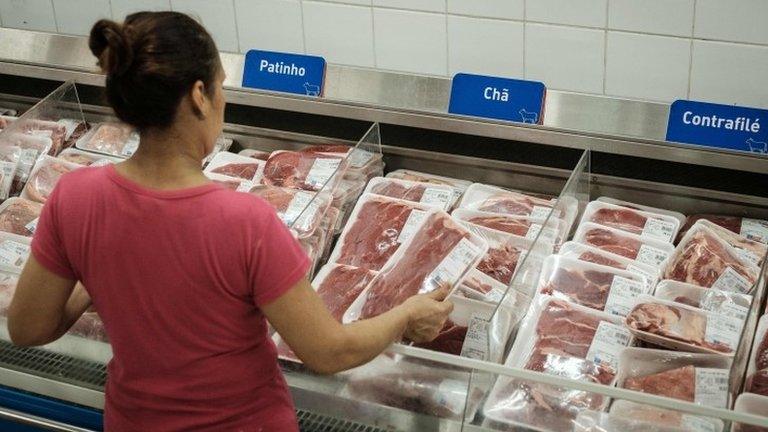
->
xmin=642 ymin=217 xmax=676 ymax=242
xmin=306 ymin=158 xmax=341 ymax=189
xmin=694 ymin=368 xmax=729 ymax=408
xmin=585 ymin=321 xmax=632 ymax=371
xmin=530 ymin=205 xmax=553 ymax=220
xmin=460 ymin=313 xmax=489 ymax=360
xmin=525 ymin=223 xmax=543 ymax=240
xmin=24 ymin=218 xmax=38 ymax=234
xmin=397 ymin=209 xmax=427 ymax=244
xmin=426 ymin=237 xmax=481 ymax=293
xmin=741 ymin=218 xmax=768 ymax=244
xmin=635 ymin=244 xmax=670 ymax=266
xmin=20 ymin=148 xmax=38 ymax=165
xmin=604 ymin=276 xmax=646 ymax=316
xmin=282 ymin=191 xmax=316 ymax=226
xmin=0 ymin=248 xmax=21 ymax=267
xmin=680 ymin=415 xmax=717 ymax=432
xmin=704 ymin=312 xmax=742 ymax=352
xmin=420 ymin=187 xmax=453 ymax=210
xmin=700 ymin=290 xmax=750 ymax=321
xmin=0 ymin=239 xmax=29 ymax=269
xmin=348 ymin=148 xmax=374 ymax=168
xmin=734 ymin=247 xmax=761 ymax=267
xmin=120 ymin=132 xmax=140 ymax=157
xmin=625 ymin=263 xmax=656 ymax=290
xmin=711 ymin=266 xmax=752 ymax=293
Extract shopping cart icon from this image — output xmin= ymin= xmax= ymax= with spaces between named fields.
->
xmin=519 ymin=109 xmax=538 ymax=124
xmin=303 ymin=82 xmax=320 ymax=96
xmin=746 ymin=138 xmax=767 ymax=153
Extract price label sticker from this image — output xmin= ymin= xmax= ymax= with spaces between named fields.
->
xmin=711 ymin=266 xmax=752 ymax=293
xmin=642 ymin=217 xmax=676 ymax=242
xmin=741 ymin=218 xmax=768 ymax=244
xmin=348 ymin=148 xmax=374 ymax=168
xmin=282 ymin=191 xmax=316 ymax=226
xmin=397 ymin=209 xmax=428 ymax=244
xmin=427 ymin=238 xmax=481 ymax=292
xmin=635 ymin=244 xmax=670 ymax=266
xmin=586 ymin=321 xmax=632 ymax=371
xmin=420 ymin=187 xmax=453 ymax=210
xmin=704 ymin=313 xmax=742 ymax=352
xmin=530 ymin=205 xmax=553 ymax=220
xmin=306 ymin=158 xmax=341 ymax=189
xmin=460 ymin=313 xmax=489 ymax=360
xmin=694 ymin=368 xmax=729 ymax=408
xmin=604 ymin=276 xmax=645 ymax=316
xmin=25 ymin=217 xmax=39 ymax=235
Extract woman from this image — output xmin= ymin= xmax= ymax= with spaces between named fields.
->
xmin=7 ymin=12 xmax=452 ymax=431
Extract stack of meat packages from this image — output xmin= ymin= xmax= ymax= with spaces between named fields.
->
xmin=482 ymin=196 xmax=768 ymax=431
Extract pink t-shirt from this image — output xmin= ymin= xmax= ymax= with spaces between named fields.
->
xmin=31 ymin=165 xmax=310 ymax=431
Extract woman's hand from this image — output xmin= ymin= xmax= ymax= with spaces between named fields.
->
xmin=400 ymin=285 xmax=454 ymax=343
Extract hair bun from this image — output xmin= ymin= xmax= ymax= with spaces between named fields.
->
xmin=89 ymin=19 xmax=134 ymax=76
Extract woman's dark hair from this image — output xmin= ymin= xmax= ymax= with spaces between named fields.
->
xmin=88 ymin=12 xmax=220 ymax=130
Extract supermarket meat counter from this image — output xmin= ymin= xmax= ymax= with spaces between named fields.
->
xmin=0 ymin=28 xmax=767 ymax=432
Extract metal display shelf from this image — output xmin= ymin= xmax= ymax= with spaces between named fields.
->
xmin=0 ymin=29 xmax=767 ymax=432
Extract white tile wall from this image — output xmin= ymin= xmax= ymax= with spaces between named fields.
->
xmin=447 ymin=15 xmax=523 ymax=78
xmin=52 ymin=0 xmax=111 ymax=36
xmin=110 ymin=0 xmax=170 ymax=20
xmin=690 ymin=41 xmax=768 ymax=109
xmin=303 ymin=1 xmax=374 ymax=67
xmin=447 ymin=0 xmax=523 ymax=20
xmin=525 ymin=23 xmax=605 ymax=94
xmin=1 ymin=0 xmax=767 ymax=107
xmin=373 ymin=8 xmax=446 ymax=76
xmin=608 ymin=0 xmax=694 ymax=37
xmin=235 ymin=0 xmax=304 ymax=54
xmin=695 ymin=0 xmax=768 ymax=45
xmin=605 ymin=32 xmax=690 ymax=102
xmin=0 ymin=0 xmax=57 ymax=32
xmin=170 ymin=0 xmax=238 ymax=52
xmin=525 ymin=0 xmax=607 ymax=28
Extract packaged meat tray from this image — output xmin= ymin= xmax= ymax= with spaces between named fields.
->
xmin=0 ymin=198 xmax=42 ymax=237
xmin=580 ymin=200 xmax=681 ymax=243
xmin=343 ymin=210 xmax=488 ymax=322
xmin=654 ymin=280 xmax=752 ymax=324
xmin=204 ymin=151 xmax=265 ymax=183
xmin=327 ymin=194 xmax=432 ymax=271
xmin=616 ymin=347 xmax=732 ymax=409
xmin=75 ymin=122 xmax=139 ymax=158
xmin=386 ymin=169 xmax=471 ymax=203
xmin=537 ymin=255 xmax=651 ymax=316
xmin=238 ymin=148 xmax=272 ymax=161
xmin=596 ymin=196 xmax=687 ymax=226
xmin=411 ymin=294 xmax=516 ymax=363
xmin=558 ymin=241 xmax=659 ymax=290
xmin=342 ymin=355 xmax=485 ymax=421
xmin=263 ymin=150 xmax=347 ymax=194
xmin=664 ymin=221 xmax=760 ymax=294
xmin=16 ymin=119 xmax=67 ymax=154
xmin=744 ymin=315 xmax=767 ymax=396
xmin=732 ymin=393 xmax=768 ymax=432
xmin=574 ymin=222 xmax=676 ymax=268
xmin=56 ymin=118 xmax=89 ymax=149
xmin=459 ymin=183 xmax=578 ymax=228
xmin=608 ymin=400 xmax=724 ymax=432
xmin=249 ymin=185 xmax=331 ymax=239
xmin=364 ymin=177 xmax=455 ymax=211
xmin=679 ymin=215 xmax=768 ymax=245
xmin=299 ymin=144 xmax=384 ymax=175
xmin=0 ymin=133 xmax=54 ymax=192
xmin=452 ymin=207 xmax=567 ymax=247
xmin=58 ymin=148 xmax=121 ymax=166
xmin=0 ymin=145 xmax=20 ymax=200
xmin=457 ymin=267 xmax=532 ymax=305
xmin=204 ymin=172 xmax=253 ymax=192
xmin=201 ymin=136 xmax=234 ymax=166
xmin=574 ymin=409 xmax=692 ymax=432
xmin=0 ymin=232 xmax=31 ymax=273
xmin=20 ymin=155 xmax=82 ymax=203
xmin=458 ymin=220 xmax=538 ymax=287
xmin=694 ymin=219 xmax=767 ymax=268
xmin=483 ymin=297 xmax=633 ymax=431
xmin=625 ymin=295 xmax=742 ymax=355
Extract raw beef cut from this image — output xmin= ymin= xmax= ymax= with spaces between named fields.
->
xmin=80 ymin=123 xmax=137 ymax=156
xmin=315 ymin=265 xmax=376 ymax=321
xmin=249 ymin=185 xmax=328 ymax=237
xmin=263 ymin=151 xmax=344 ymax=192
xmin=333 ymin=197 xmax=423 ymax=271
xmin=299 ymin=144 xmax=350 ymax=154
xmin=756 ymin=330 xmax=768 ymax=371
xmin=477 ymin=192 xmax=555 ymax=217
xmin=387 ymin=170 xmax=470 ymax=191
xmin=540 ymin=267 xmax=616 ymax=311
xmin=19 ymin=119 xmax=67 ymax=153
xmin=25 ymin=161 xmax=75 ymax=203
xmin=665 ymin=225 xmax=758 ymax=290
xmin=476 ymin=243 xmax=524 ymax=285
xmin=413 ymin=320 xmax=468 ymax=355
xmin=624 ymin=365 xmax=695 ymax=402
xmin=582 ymin=227 xmax=643 ymax=259
xmin=358 ymin=212 xmax=479 ymax=319
xmin=467 ymin=215 xmax=535 ymax=237
xmin=0 ymin=199 xmax=42 ymax=236
xmin=679 ymin=214 xmax=768 ymax=244
xmin=626 ymin=302 xmax=731 ymax=352
xmin=576 ymin=251 xmax=624 ymax=268
xmin=370 ymin=180 xmax=430 ymax=202
xmin=698 ymin=220 xmax=766 ymax=266
xmin=588 ymin=207 xmax=652 ymax=235
xmin=63 ymin=121 xmax=89 ymax=149
xmin=68 ymin=312 xmax=108 ymax=342
xmin=210 ymin=162 xmax=259 ymax=180
xmin=747 ymin=370 xmax=768 ymax=396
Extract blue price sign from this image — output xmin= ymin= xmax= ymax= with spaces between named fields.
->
xmin=666 ymin=100 xmax=768 ymax=154
xmin=448 ymin=73 xmax=546 ymax=124
xmin=242 ymin=49 xmax=326 ymax=97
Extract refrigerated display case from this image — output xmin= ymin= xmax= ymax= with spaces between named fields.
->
xmin=0 ymin=28 xmax=766 ymax=431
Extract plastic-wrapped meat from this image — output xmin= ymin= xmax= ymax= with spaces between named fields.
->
xmin=478 ymin=192 xmax=555 ymax=217
xmin=63 ymin=121 xmax=89 ymax=149
xmin=540 ymin=268 xmax=615 ymax=312
xmin=0 ymin=271 xmax=19 ymax=316
xmin=476 ymin=243 xmax=523 ymax=285
xmin=747 ymin=370 xmax=768 ymax=396
xmin=249 ymin=185 xmax=328 ymax=237
xmin=211 ymin=163 xmax=260 ymax=180
xmin=679 ymin=214 xmax=768 ymax=244
xmin=665 ymin=224 xmax=758 ymax=291
xmin=59 ymin=153 xmax=97 ymax=166
xmin=315 ymin=265 xmax=376 ymax=321
xmin=467 ymin=215 xmax=537 ymax=237
xmin=68 ymin=312 xmax=108 ymax=342
xmin=370 ymin=180 xmax=429 ymax=202
xmin=333 ymin=197 xmax=423 ymax=271
xmin=757 ymin=330 xmax=768 ymax=370
xmin=577 ymin=251 xmax=624 ymax=268
xmin=696 ymin=220 xmax=767 ymax=267
xmin=80 ymin=123 xmax=138 ymax=156
xmin=0 ymin=199 xmax=42 ymax=237
xmin=25 ymin=161 xmax=75 ymax=203
xmin=358 ymin=212 xmax=481 ymax=319
xmin=588 ymin=207 xmax=652 ymax=235
xmin=19 ymin=119 xmax=67 ymax=153
xmin=624 ymin=365 xmax=695 ymax=402
xmin=263 ymin=151 xmax=345 ymax=192
xmin=299 ymin=144 xmax=351 ymax=154
xmin=412 ymin=320 xmax=467 ymax=355
xmin=582 ymin=226 xmax=644 ymax=259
